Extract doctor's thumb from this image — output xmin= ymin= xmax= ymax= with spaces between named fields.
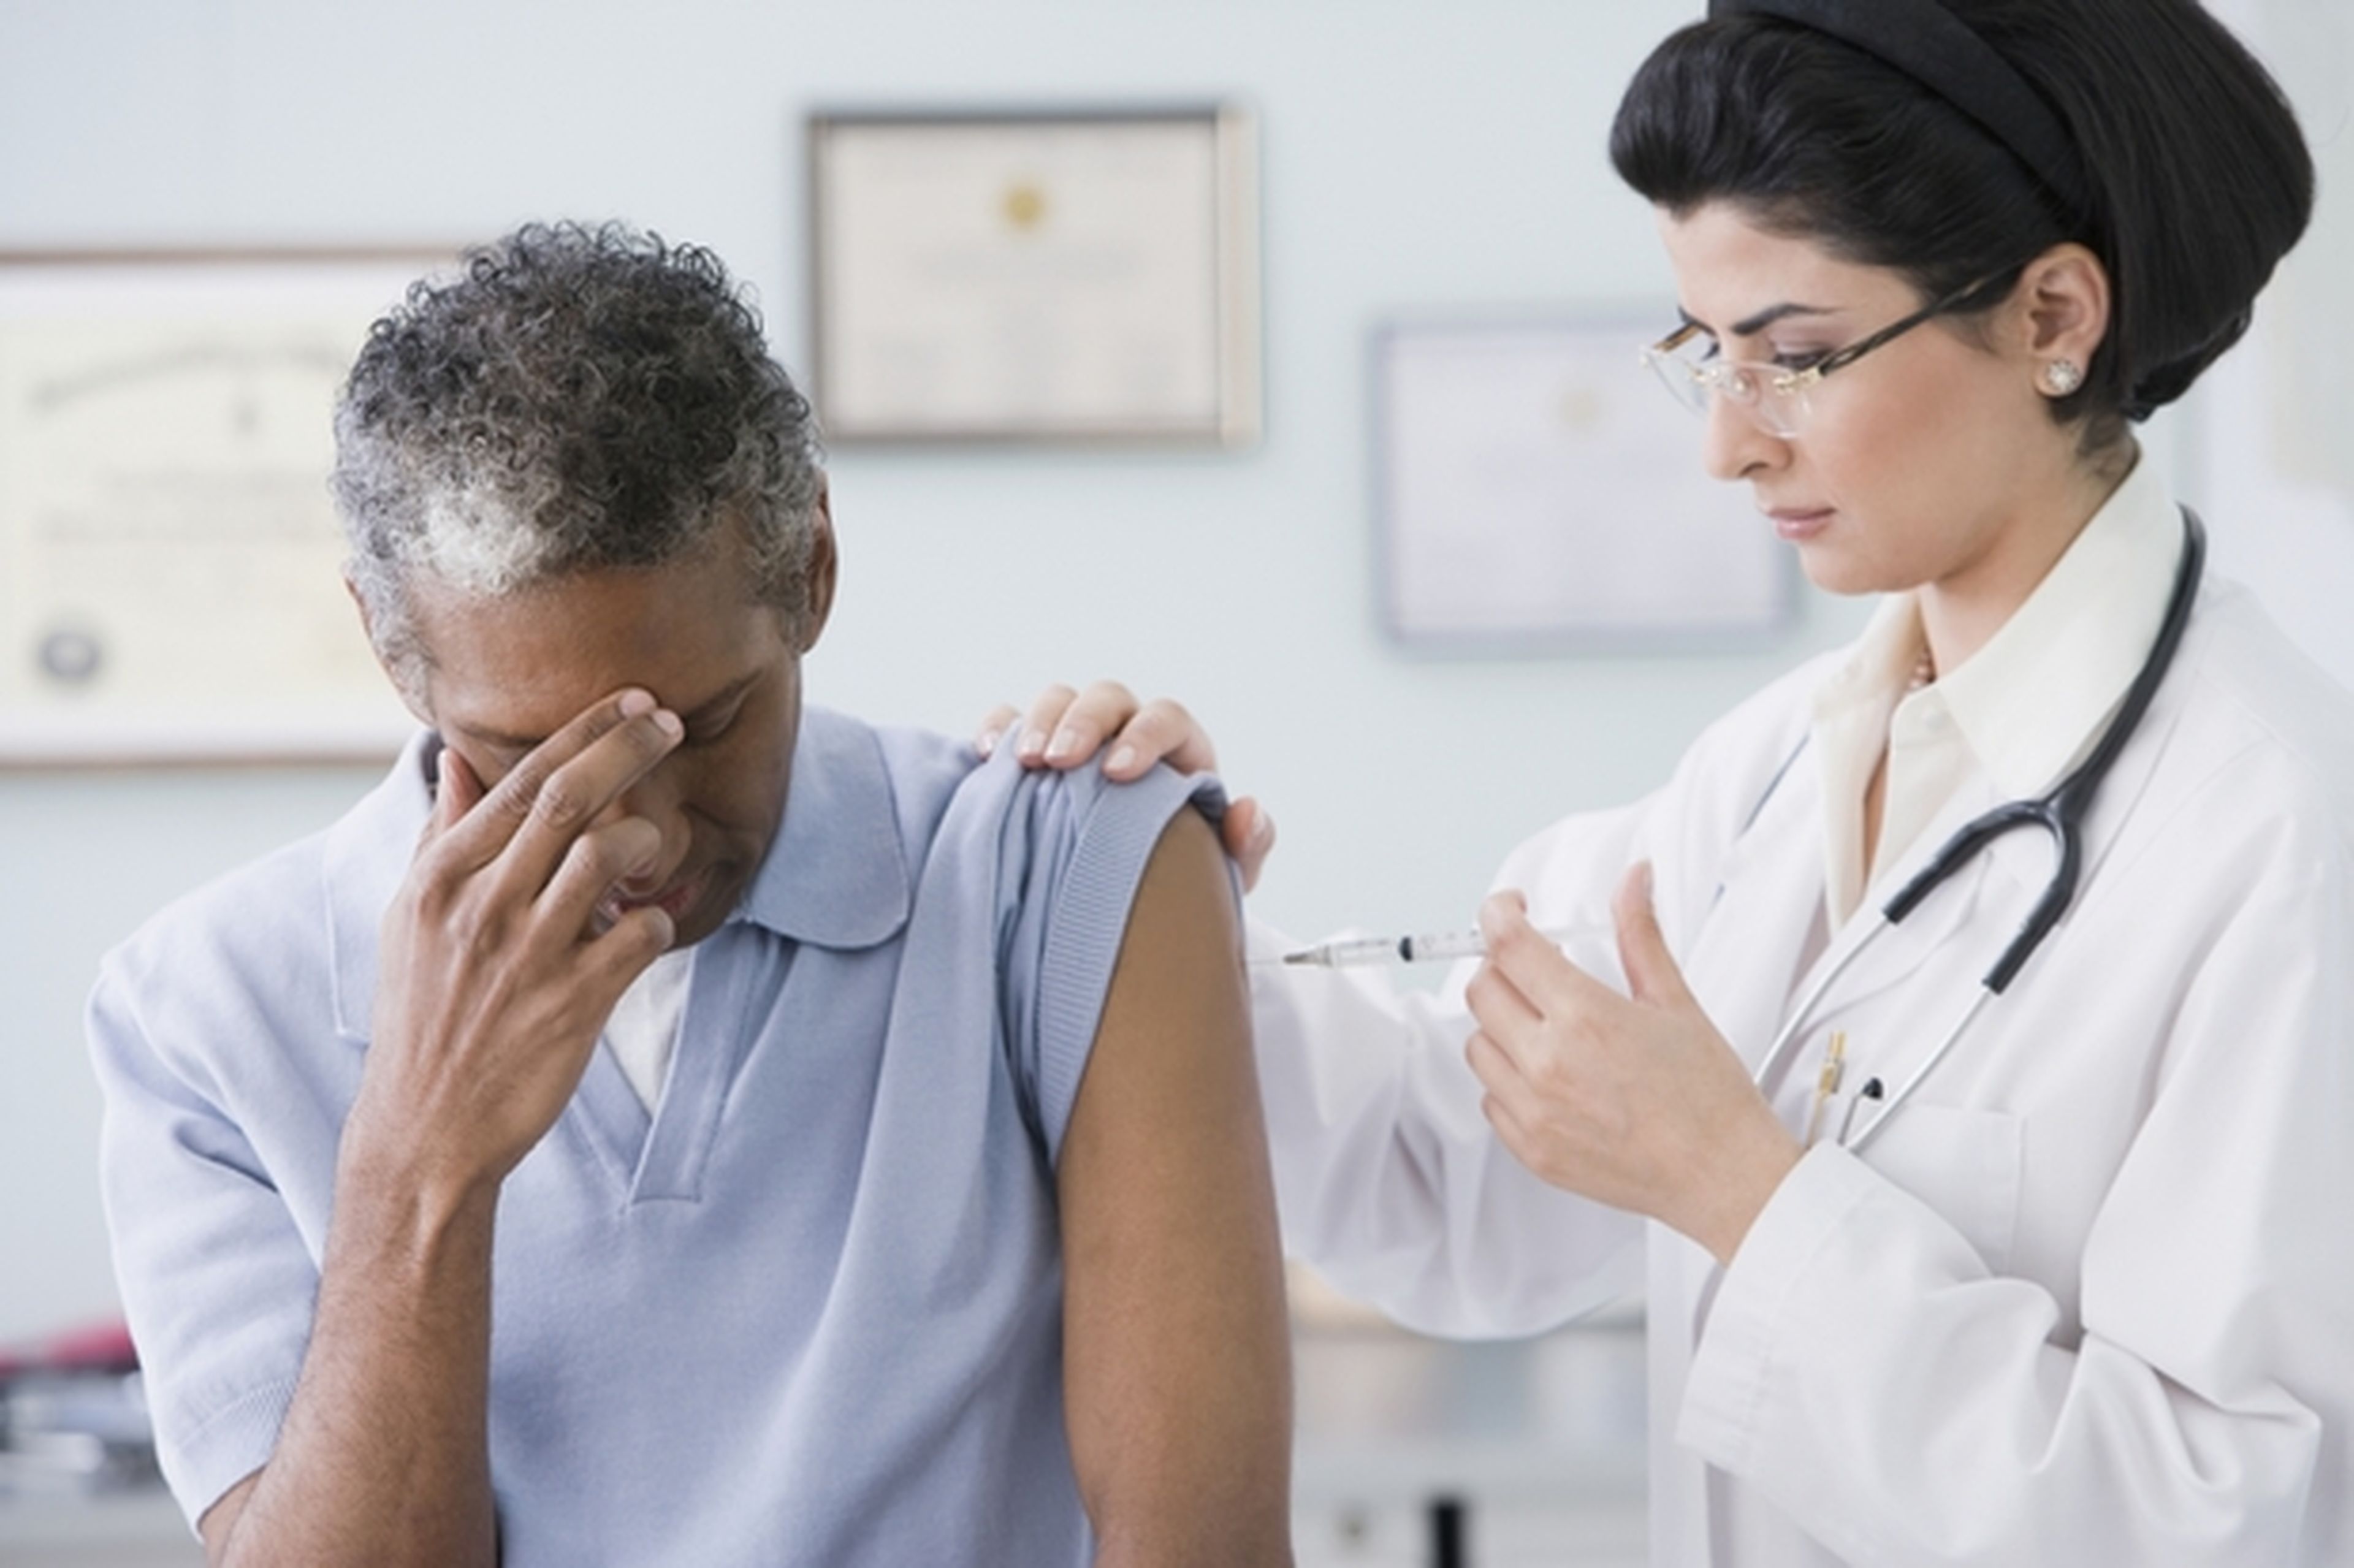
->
xmin=1612 ymin=862 xmax=1688 ymax=1006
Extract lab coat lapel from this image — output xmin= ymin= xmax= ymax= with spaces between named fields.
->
xmin=1642 ymin=739 xmax=1827 ymax=1402
xmin=1681 ymin=742 xmax=1829 ymax=1076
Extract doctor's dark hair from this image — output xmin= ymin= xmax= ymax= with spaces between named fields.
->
xmin=1609 ymin=0 xmax=2313 ymax=455
xmin=331 ymin=221 xmax=826 ymax=700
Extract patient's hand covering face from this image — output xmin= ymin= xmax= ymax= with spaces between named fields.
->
xmin=412 ymin=528 xmax=805 ymax=953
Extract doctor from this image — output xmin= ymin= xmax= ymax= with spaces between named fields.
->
xmin=996 ymin=0 xmax=2354 ymax=1562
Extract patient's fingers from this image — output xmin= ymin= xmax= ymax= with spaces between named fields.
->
xmin=429 ymin=691 xmax=679 ymax=895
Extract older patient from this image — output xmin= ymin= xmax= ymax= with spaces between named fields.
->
xmin=87 ymin=222 xmax=1292 ymax=1568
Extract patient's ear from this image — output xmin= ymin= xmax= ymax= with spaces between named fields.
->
xmin=345 ymin=571 xmax=433 ymax=726
xmin=794 ymin=488 xmax=839 ymax=655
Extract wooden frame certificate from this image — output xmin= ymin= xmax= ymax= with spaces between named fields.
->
xmin=0 ymin=250 xmax=449 ymax=765
xmin=809 ymin=105 xmax=1262 ymax=446
xmin=1373 ymin=316 xmax=1797 ymax=652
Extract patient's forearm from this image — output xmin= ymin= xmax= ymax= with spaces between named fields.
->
xmin=202 ymin=1144 xmax=501 ymax=1568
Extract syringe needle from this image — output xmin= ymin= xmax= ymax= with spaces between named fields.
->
xmin=1262 ymin=921 xmax=1611 ymax=969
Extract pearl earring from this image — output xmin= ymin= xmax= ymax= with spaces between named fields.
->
xmin=2042 ymin=359 xmax=2084 ymax=396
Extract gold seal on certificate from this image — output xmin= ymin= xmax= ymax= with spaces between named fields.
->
xmin=809 ymin=107 xmax=1261 ymax=446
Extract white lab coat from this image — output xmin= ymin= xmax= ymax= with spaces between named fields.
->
xmin=1251 ymin=579 xmax=2354 ymax=1566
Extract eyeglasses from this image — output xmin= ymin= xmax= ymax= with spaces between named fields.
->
xmin=1642 ymin=272 xmax=2010 ymax=440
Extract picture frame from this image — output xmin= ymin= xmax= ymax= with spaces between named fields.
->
xmin=1371 ymin=314 xmax=1799 ymax=652
xmin=0 ymin=248 xmax=455 ymax=766
xmin=807 ymin=104 xmax=1262 ymax=446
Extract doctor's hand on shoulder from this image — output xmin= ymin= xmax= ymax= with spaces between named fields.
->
xmin=1469 ymin=871 xmax=1800 ymax=1264
xmin=980 ymin=680 xmax=1276 ymax=890
xmin=990 ymin=682 xmax=1802 ymax=1264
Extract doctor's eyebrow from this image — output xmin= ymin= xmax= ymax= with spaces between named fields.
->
xmin=1677 ymin=301 xmax=1837 ymax=339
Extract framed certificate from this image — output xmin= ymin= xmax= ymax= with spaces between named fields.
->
xmin=1373 ymin=316 xmax=1798 ymax=652
xmin=808 ymin=105 xmax=1262 ymax=446
xmin=0 ymin=249 xmax=453 ymax=766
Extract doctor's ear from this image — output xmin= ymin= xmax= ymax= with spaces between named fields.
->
xmin=2012 ymin=243 xmax=2112 ymax=389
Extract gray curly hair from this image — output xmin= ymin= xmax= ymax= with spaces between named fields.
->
xmin=332 ymin=222 xmax=827 ymax=704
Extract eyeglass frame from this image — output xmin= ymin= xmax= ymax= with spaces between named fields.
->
xmin=1642 ymin=269 xmax=2017 ymax=440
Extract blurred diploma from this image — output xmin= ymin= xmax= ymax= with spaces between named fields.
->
xmin=1376 ymin=318 xmax=1795 ymax=649
xmin=0 ymin=256 xmax=436 ymax=763
xmin=812 ymin=108 xmax=1260 ymax=443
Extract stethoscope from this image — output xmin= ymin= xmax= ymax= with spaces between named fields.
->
xmin=1748 ymin=509 xmax=2207 ymax=1153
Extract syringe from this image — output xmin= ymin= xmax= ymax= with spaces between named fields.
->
xmin=1268 ymin=922 xmax=1611 ymax=969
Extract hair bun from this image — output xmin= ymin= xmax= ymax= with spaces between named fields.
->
xmin=2122 ymin=307 xmax=2255 ymax=419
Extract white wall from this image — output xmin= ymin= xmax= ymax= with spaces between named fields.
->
xmin=1 ymin=0 xmax=2345 ymax=1345
xmin=2192 ymin=0 xmax=2354 ymax=667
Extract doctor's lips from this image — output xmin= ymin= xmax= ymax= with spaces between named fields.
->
xmin=1767 ymin=505 xmax=1834 ymax=542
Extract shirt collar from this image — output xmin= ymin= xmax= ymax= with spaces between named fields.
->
xmin=325 ymin=732 xmax=438 ymax=1040
xmin=1936 ymin=452 xmax=2183 ymax=796
xmin=1814 ymin=591 xmax=1932 ymax=726
xmin=729 ymin=706 xmax=911 ymax=949
xmin=1808 ymin=593 xmax=1931 ymax=923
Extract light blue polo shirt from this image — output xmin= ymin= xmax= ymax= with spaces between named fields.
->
xmin=88 ymin=708 xmax=1222 ymax=1567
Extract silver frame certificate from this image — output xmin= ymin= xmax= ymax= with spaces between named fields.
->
xmin=808 ymin=105 xmax=1262 ymax=446
xmin=0 ymin=250 xmax=449 ymax=765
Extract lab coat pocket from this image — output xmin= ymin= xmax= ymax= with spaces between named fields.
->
xmin=1857 ymin=1102 xmax=2024 ymax=1275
